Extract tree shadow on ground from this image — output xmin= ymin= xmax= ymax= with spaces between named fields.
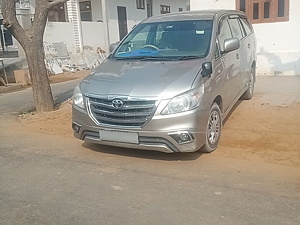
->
xmin=14 ymin=87 xmax=73 ymax=114
xmin=223 ymin=99 xmax=243 ymax=126
xmin=53 ymin=89 xmax=73 ymax=108
xmin=259 ymin=47 xmax=300 ymax=75
xmin=83 ymin=142 xmax=203 ymax=161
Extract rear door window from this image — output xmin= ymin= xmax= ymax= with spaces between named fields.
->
xmin=228 ymin=17 xmax=244 ymax=40
xmin=240 ymin=17 xmax=252 ymax=36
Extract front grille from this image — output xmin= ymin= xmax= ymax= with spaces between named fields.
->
xmin=88 ymin=97 xmax=157 ymax=127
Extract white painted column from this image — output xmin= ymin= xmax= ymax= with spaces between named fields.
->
xmin=67 ymin=0 xmax=84 ymax=53
xmin=101 ymin=0 xmax=110 ymax=53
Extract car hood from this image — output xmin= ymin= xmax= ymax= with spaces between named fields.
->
xmin=80 ymin=59 xmax=203 ymax=100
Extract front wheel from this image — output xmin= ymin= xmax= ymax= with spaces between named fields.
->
xmin=200 ymin=103 xmax=222 ymax=153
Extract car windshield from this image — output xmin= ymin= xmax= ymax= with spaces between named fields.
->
xmin=111 ymin=20 xmax=213 ymax=60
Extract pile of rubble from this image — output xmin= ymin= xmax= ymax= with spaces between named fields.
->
xmin=44 ymin=42 xmax=106 ymax=75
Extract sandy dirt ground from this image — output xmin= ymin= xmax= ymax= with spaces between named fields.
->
xmin=48 ymin=70 xmax=91 ymax=84
xmin=17 ymin=91 xmax=300 ymax=167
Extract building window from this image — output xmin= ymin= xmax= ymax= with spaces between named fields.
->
xmin=16 ymin=0 xmax=30 ymax=9
xmin=80 ymin=1 xmax=92 ymax=21
xmin=48 ymin=3 xmax=68 ymax=22
xmin=179 ymin=8 xmax=183 ymax=12
xmin=186 ymin=3 xmax=190 ymax=11
xmin=277 ymin=0 xmax=285 ymax=17
xmin=160 ymin=5 xmax=170 ymax=14
xmin=136 ymin=0 xmax=145 ymax=9
xmin=146 ymin=0 xmax=153 ymax=17
xmin=236 ymin=0 xmax=289 ymax=24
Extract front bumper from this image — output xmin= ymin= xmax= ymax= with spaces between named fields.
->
xmin=72 ymin=105 xmax=208 ymax=153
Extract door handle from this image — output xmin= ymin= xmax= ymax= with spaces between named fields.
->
xmin=248 ymin=43 xmax=251 ymax=49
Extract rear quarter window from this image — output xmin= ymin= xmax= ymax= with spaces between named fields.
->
xmin=240 ymin=17 xmax=253 ymax=36
xmin=228 ymin=18 xmax=244 ymax=40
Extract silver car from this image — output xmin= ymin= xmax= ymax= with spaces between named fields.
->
xmin=72 ymin=10 xmax=256 ymax=153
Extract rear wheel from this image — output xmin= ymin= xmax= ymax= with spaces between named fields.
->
xmin=200 ymin=103 xmax=222 ymax=153
xmin=241 ymin=67 xmax=255 ymax=100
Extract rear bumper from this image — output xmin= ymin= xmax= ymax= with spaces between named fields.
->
xmin=72 ymin=105 xmax=208 ymax=153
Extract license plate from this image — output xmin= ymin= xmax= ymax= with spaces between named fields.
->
xmin=99 ymin=130 xmax=139 ymax=144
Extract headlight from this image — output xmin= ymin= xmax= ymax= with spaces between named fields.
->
xmin=73 ymin=85 xmax=85 ymax=109
xmin=161 ymin=85 xmax=204 ymax=115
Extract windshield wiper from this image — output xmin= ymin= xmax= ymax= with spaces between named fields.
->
xmin=140 ymin=56 xmax=178 ymax=61
xmin=177 ymin=55 xmax=204 ymax=60
xmin=114 ymin=56 xmax=175 ymax=61
xmin=114 ymin=55 xmax=204 ymax=61
xmin=114 ymin=56 xmax=146 ymax=60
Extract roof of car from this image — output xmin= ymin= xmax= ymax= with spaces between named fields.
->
xmin=141 ymin=10 xmax=246 ymax=23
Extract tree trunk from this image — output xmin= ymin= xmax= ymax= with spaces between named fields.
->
xmin=1 ymin=0 xmax=68 ymax=113
xmin=23 ymin=38 xmax=54 ymax=112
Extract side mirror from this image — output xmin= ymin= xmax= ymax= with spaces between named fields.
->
xmin=201 ymin=62 xmax=212 ymax=77
xmin=223 ymin=38 xmax=240 ymax=53
xmin=109 ymin=42 xmax=119 ymax=53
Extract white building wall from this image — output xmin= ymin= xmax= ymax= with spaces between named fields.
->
xmin=190 ymin=0 xmax=234 ymax=10
xmin=106 ymin=0 xmax=188 ymax=45
xmin=254 ymin=0 xmax=300 ymax=75
xmin=42 ymin=0 xmax=189 ymax=55
xmin=152 ymin=0 xmax=189 ymax=14
xmin=43 ymin=0 xmax=106 ymax=54
xmin=81 ymin=21 xmax=106 ymax=50
xmin=90 ymin=0 xmax=103 ymax=22
xmin=190 ymin=0 xmax=300 ymax=75
xmin=44 ymin=22 xmax=106 ymax=54
xmin=67 ymin=0 xmax=84 ymax=53
xmin=106 ymin=0 xmax=147 ymax=45
xmin=44 ymin=22 xmax=75 ymax=53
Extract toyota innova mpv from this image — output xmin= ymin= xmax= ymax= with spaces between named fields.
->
xmin=72 ymin=10 xmax=256 ymax=153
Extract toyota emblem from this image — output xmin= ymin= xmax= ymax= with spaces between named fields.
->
xmin=112 ymin=99 xmax=124 ymax=109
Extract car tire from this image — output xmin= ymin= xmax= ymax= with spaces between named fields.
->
xmin=241 ymin=67 xmax=255 ymax=100
xmin=200 ymin=103 xmax=222 ymax=153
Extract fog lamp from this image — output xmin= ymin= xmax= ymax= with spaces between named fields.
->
xmin=169 ymin=132 xmax=194 ymax=144
xmin=72 ymin=122 xmax=81 ymax=133
xmin=180 ymin=133 xmax=189 ymax=142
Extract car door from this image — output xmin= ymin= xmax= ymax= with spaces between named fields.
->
xmin=217 ymin=16 xmax=240 ymax=113
xmin=239 ymin=16 xmax=256 ymax=87
xmin=227 ymin=15 xmax=247 ymax=91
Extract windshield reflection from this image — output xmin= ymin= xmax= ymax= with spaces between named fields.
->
xmin=111 ymin=20 xmax=213 ymax=60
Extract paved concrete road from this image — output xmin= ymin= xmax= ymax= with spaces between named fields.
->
xmin=0 ymin=79 xmax=81 ymax=118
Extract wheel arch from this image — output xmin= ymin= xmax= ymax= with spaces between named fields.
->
xmin=251 ymin=60 xmax=256 ymax=81
xmin=213 ymin=95 xmax=223 ymax=113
